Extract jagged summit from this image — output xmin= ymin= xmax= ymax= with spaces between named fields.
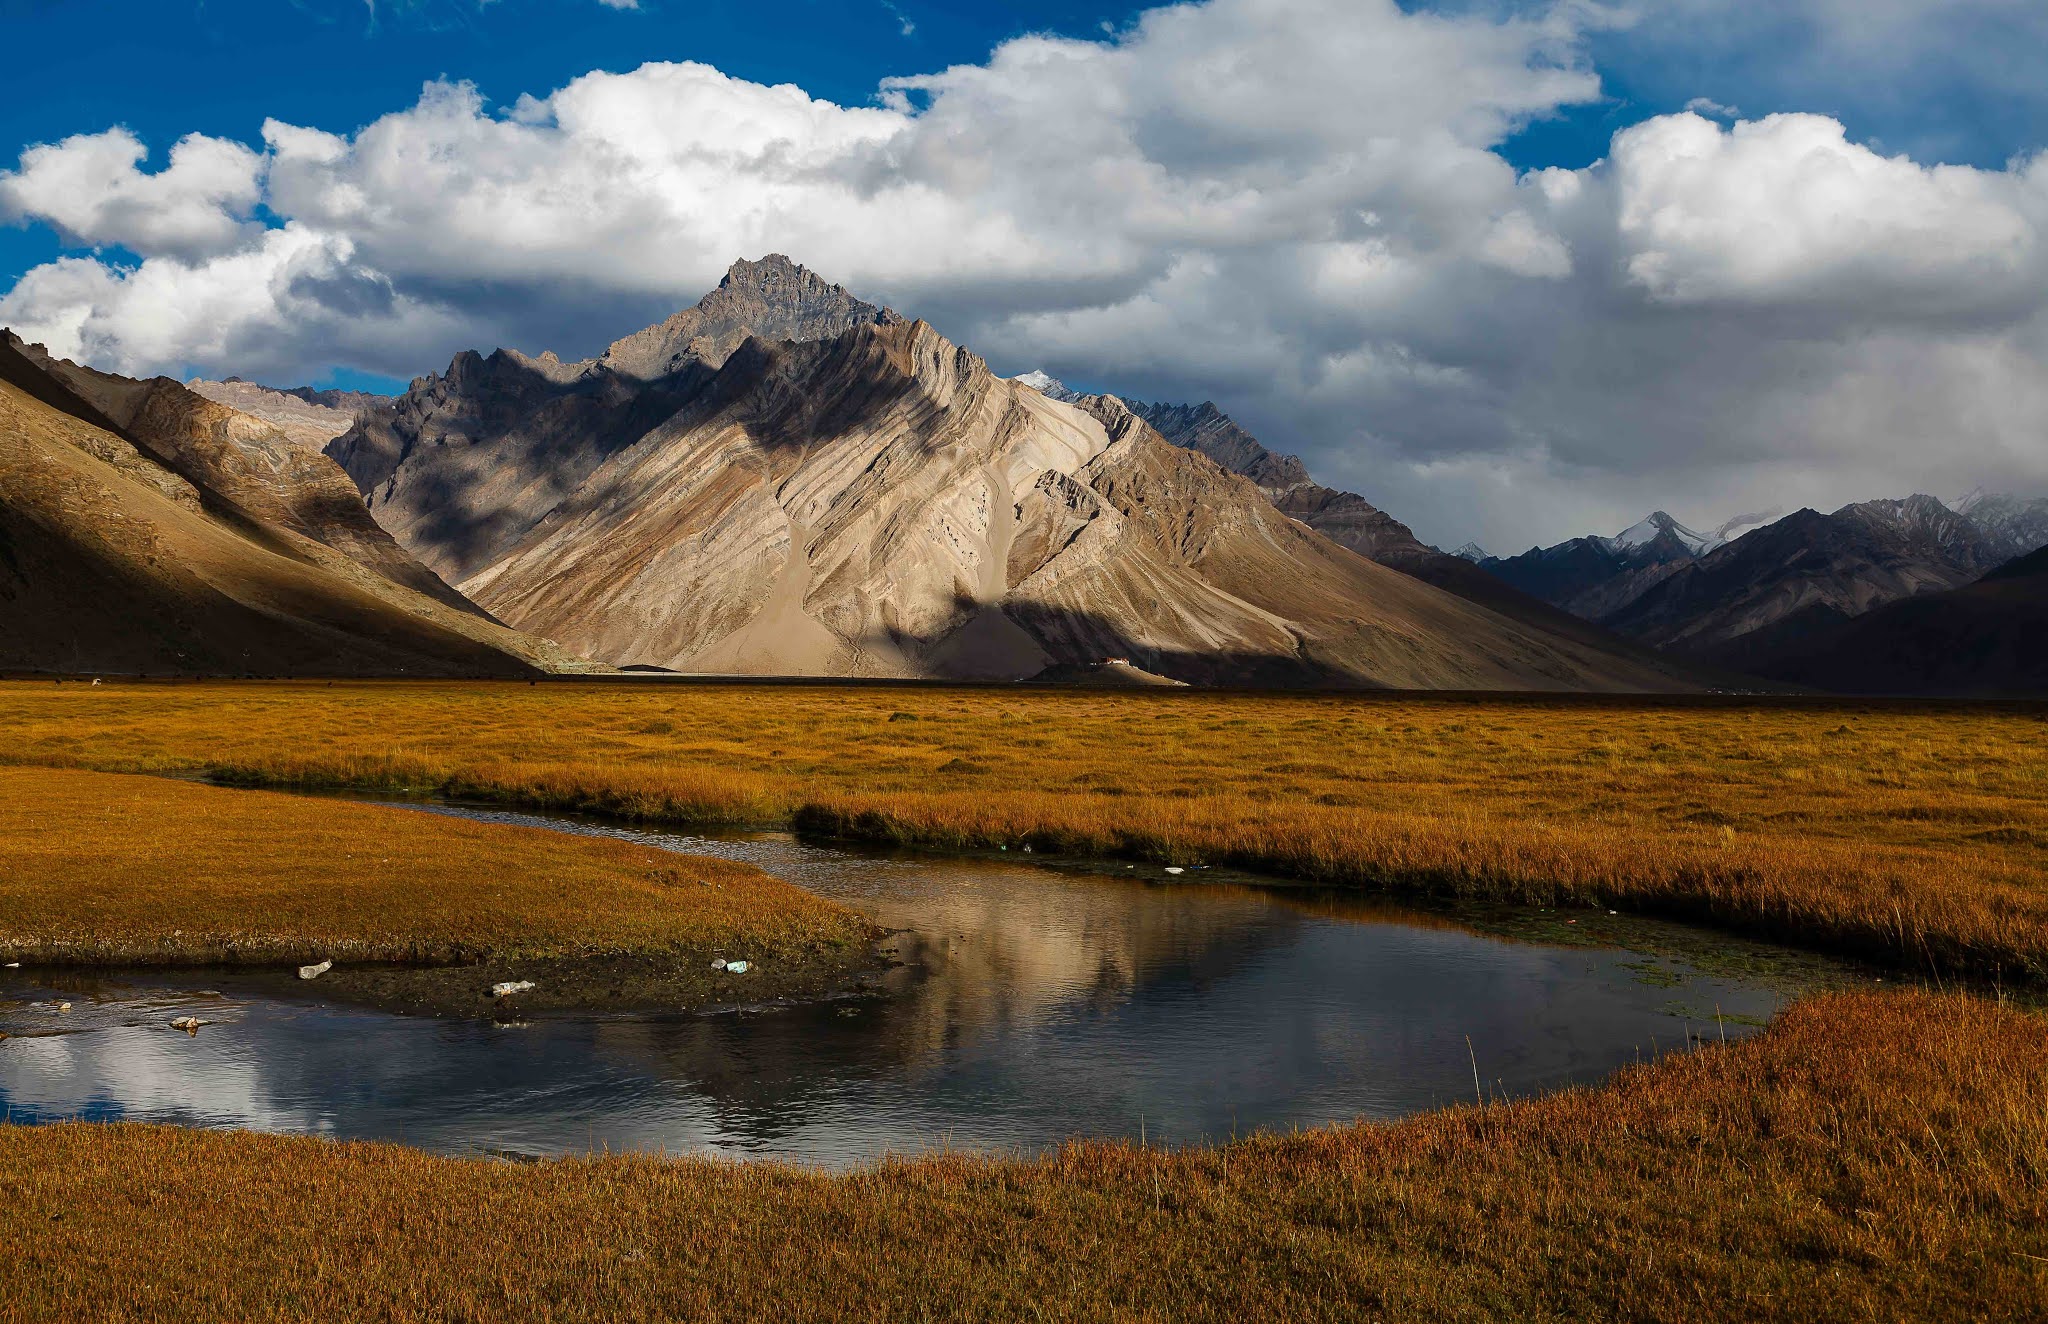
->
xmin=1952 ymin=490 xmax=2048 ymax=560
xmin=1609 ymin=511 xmax=1710 ymax=556
xmin=600 ymin=255 xmax=901 ymax=381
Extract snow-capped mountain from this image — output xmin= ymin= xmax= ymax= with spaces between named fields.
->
xmin=1952 ymin=491 xmax=2048 ymax=561
xmin=1606 ymin=512 xmax=1711 ymax=557
xmin=1010 ymin=370 xmax=1086 ymax=404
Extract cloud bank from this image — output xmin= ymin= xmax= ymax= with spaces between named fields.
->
xmin=2 ymin=0 xmax=2043 ymax=549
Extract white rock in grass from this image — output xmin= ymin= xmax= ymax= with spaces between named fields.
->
xmin=710 ymin=959 xmax=728 ymax=971
xmin=299 ymin=960 xmax=333 ymax=981
xmin=1164 ymin=867 xmax=1185 ymax=875
xmin=492 ymin=980 xmax=537 ymax=998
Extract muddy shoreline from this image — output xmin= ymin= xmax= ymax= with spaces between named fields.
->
xmin=7 ymin=937 xmax=898 ymax=1021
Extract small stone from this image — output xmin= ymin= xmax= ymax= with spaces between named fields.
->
xmin=492 ymin=980 xmax=537 ymax=998
xmin=170 ymin=1016 xmax=206 ymax=1034
xmin=710 ymin=958 xmax=728 ymax=971
xmin=299 ymin=959 xmax=333 ymax=981
xmin=1164 ymin=867 xmax=1185 ymax=875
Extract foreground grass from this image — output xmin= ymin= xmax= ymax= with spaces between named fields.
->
xmin=0 ymin=765 xmax=868 ymax=966
xmin=5 ymin=681 xmax=2048 ymax=979
xmin=3 ymin=991 xmax=2042 ymax=1321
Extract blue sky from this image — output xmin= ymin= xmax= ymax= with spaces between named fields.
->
xmin=1 ymin=0 xmax=2042 ymax=546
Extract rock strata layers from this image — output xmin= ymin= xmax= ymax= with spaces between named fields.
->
xmin=332 ymin=261 xmax=1697 ymax=690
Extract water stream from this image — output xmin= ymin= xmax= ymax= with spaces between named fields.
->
xmin=0 ymin=803 xmax=1859 ymax=1166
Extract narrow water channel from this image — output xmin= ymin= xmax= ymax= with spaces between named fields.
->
xmin=0 ymin=804 xmax=1856 ymax=1166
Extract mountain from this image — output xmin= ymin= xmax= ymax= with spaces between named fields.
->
xmin=1011 ymin=371 xmax=1083 ymax=404
xmin=184 ymin=378 xmax=387 ymax=452
xmin=0 ymin=333 xmax=583 ymax=677
xmin=1953 ymin=491 xmax=2048 ymax=562
xmin=330 ymin=258 xmax=1698 ymax=689
xmin=1472 ymin=492 xmax=2047 ymax=672
xmin=1732 ymin=545 xmax=2048 ymax=696
xmin=1011 ymin=374 xmax=1708 ymax=686
xmin=17 ymin=338 xmax=477 ymax=616
xmin=1480 ymin=512 xmax=1710 ymax=621
xmin=600 ymin=255 xmax=900 ymax=381
xmin=1605 ymin=495 xmax=2011 ymax=660
xmin=1113 ymin=396 xmax=1435 ymax=563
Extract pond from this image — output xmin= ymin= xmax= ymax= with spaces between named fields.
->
xmin=0 ymin=803 xmax=1856 ymax=1166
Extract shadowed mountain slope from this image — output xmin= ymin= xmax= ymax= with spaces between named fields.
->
xmin=334 ymin=264 xmax=1699 ymax=690
xmin=1474 ymin=495 xmax=2046 ymax=675
xmin=13 ymin=336 xmax=478 ymax=616
xmin=0 ymin=337 xmax=584 ymax=677
xmin=1729 ymin=546 xmax=2048 ymax=696
xmin=1609 ymin=496 xmax=2010 ymax=660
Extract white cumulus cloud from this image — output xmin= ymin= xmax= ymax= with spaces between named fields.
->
xmin=0 ymin=128 xmax=264 ymax=262
xmin=0 ymin=0 xmax=2044 ymax=550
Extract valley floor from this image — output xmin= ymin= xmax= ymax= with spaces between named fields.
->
xmin=3 ymin=992 xmax=2042 ymax=1322
xmin=4 ymin=679 xmax=2047 ymax=980
xmin=4 ymin=680 xmax=2045 ymax=1318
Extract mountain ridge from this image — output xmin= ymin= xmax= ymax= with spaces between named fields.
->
xmin=328 ymin=261 xmax=1701 ymax=690
xmin=0 ymin=332 xmax=588 ymax=677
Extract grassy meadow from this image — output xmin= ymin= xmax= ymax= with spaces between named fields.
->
xmin=5 ymin=681 xmax=2046 ymax=1318
xmin=4 ymin=679 xmax=2047 ymax=979
xmin=0 ymin=765 xmax=870 ymax=970
xmin=4 ymin=991 xmax=2043 ymax=1322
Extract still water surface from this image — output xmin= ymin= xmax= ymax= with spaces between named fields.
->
xmin=0 ymin=806 xmax=1827 ymax=1165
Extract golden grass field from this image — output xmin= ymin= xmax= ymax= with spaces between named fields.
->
xmin=4 ymin=679 xmax=2046 ymax=978
xmin=0 ymin=764 xmax=869 ymax=967
xmin=4 ymin=991 xmax=2042 ymax=1322
xmin=4 ymin=680 xmax=2046 ymax=1318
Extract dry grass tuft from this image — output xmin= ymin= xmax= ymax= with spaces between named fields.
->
xmin=3 ymin=991 xmax=2043 ymax=1321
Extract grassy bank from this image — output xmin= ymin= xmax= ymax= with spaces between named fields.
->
xmin=0 ymin=765 xmax=870 ymax=975
xmin=3 ymin=991 xmax=2042 ymax=1321
xmin=4 ymin=681 xmax=2048 ymax=978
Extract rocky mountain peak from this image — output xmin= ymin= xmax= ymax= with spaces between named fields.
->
xmin=1013 ymin=370 xmax=1086 ymax=404
xmin=1608 ymin=511 xmax=1712 ymax=557
xmin=599 ymin=256 xmax=901 ymax=381
xmin=1952 ymin=490 xmax=2048 ymax=561
xmin=1838 ymin=493 xmax=1987 ymax=551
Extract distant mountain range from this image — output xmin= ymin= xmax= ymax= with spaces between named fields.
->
xmin=319 ymin=257 xmax=1695 ymax=690
xmin=1475 ymin=494 xmax=2048 ymax=676
xmin=1738 ymin=544 xmax=2048 ymax=696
